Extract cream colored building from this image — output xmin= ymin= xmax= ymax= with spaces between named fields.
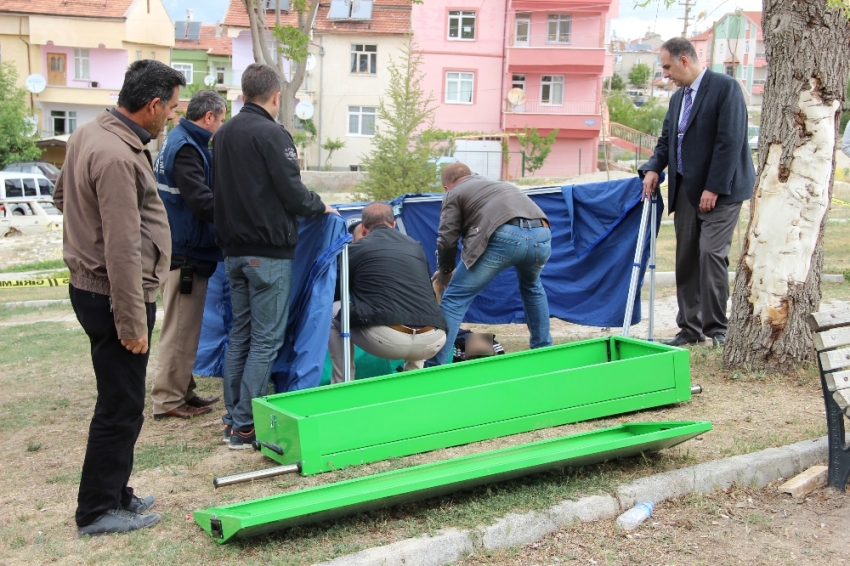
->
xmin=221 ymin=0 xmax=411 ymax=170
xmin=0 ymin=0 xmax=174 ymax=143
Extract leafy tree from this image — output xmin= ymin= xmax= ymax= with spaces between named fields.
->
xmin=606 ymin=92 xmax=666 ymax=136
xmin=358 ymin=38 xmax=437 ymax=200
xmin=322 ymin=137 xmax=345 ymax=170
xmin=291 ymin=117 xmax=317 ymax=166
xmin=242 ymin=0 xmax=319 ymax=130
xmin=516 ymin=128 xmax=557 ymax=176
xmin=628 ymin=63 xmax=651 ymax=88
xmin=606 ymin=74 xmax=625 ymax=91
xmin=0 ymin=62 xmax=40 ymax=168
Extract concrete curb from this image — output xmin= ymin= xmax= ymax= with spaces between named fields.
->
xmin=315 ymin=437 xmax=828 ymax=566
xmin=2 ymin=299 xmax=70 ymax=308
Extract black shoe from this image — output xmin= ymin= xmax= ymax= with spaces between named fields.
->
xmin=664 ymin=333 xmax=701 ymax=347
xmin=123 ymin=494 xmax=155 ymax=514
xmin=77 ymin=508 xmax=161 ymax=537
xmin=228 ymin=428 xmax=256 ymax=450
xmin=711 ymin=333 xmax=726 ymax=347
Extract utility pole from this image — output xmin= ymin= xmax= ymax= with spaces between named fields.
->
xmin=678 ymin=0 xmax=693 ymax=38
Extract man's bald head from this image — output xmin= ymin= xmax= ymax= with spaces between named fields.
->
xmin=361 ymin=202 xmax=394 ymax=231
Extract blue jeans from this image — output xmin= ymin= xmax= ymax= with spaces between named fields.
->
xmin=222 ymin=256 xmax=292 ymax=432
xmin=430 ymin=223 xmax=553 ymax=366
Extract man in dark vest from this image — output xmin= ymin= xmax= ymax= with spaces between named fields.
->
xmin=151 ymin=90 xmax=226 ymax=419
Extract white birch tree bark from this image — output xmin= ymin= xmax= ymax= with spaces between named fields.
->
xmin=724 ymin=0 xmax=850 ymax=371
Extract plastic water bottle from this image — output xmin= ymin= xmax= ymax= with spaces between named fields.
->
xmin=616 ymin=501 xmax=654 ymax=531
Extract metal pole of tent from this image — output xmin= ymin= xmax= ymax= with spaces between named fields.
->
xmin=622 ymin=198 xmax=651 ymax=337
xmin=340 ymin=243 xmax=352 ymax=382
xmin=647 ymin=195 xmax=658 ymax=341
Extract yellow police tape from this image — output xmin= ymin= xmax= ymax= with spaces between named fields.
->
xmin=833 ymin=197 xmax=850 ymax=208
xmin=0 ymin=277 xmax=69 ymax=289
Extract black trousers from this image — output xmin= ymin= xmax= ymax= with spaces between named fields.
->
xmin=70 ymin=285 xmax=155 ymax=527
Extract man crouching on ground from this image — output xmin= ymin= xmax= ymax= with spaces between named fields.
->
xmin=54 ymin=60 xmax=185 ymax=537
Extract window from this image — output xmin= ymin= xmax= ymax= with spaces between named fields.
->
xmin=216 ymin=66 xmax=226 ymax=85
xmin=50 ymin=110 xmax=77 ymax=135
xmin=541 ymin=75 xmax=564 ymax=105
xmin=23 ymin=178 xmax=37 ymax=197
xmin=446 ymin=72 xmax=474 ymax=104
xmin=515 ymin=14 xmax=530 ymax=46
xmin=547 ymin=15 xmax=571 ymax=43
xmin=745 ymin=42 xmax=750 ymax=53
xmin=38 ymin=178 xmax=54 ymax=197
xmin=725 ymin=65 xmax=735 ymax=77
xmin=512 ymin=74 xmax=526 ymax=91
xmin=4 ymin=179 xmax=23 ymax=198
xmin=74 ymin=49 xmax=90 ymax=80
xmin=136 ymin=51 xmax=142 ymax=61
xmin=351 ymin=44 xmax=377 ymax=74
xmin=172 ymin=63 xmax=193 ymax=84
xmin=348 ymin=106 xmax=376 ymax=136
xmin=448 ymin=10 xmax=476 ymax=40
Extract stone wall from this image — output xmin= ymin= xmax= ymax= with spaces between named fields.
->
xmin=301 ymin=171 xmax=364 ymax=193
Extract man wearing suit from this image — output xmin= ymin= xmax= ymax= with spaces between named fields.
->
xmin=640 ymin=37 xmax=755 ymax=347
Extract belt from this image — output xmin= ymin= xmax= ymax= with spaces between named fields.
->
xmin=505 ymin=217 xmax=545 ymax=228
xmin=389 ymin=325 xmax=436 ymax=335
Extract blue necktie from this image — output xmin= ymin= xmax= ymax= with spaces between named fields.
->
xmin=677 ymin=87 xmax=693 ymax=175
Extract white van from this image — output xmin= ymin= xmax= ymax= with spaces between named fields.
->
xmin=0 ymin=172 xmax=55 ymax=215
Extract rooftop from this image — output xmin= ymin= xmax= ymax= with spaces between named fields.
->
xmin=175 ymin=24 xmax=232 ymax=57
xmin=0 ymin=0 xmax=133 ymax=19
xmin=223 ymin=0 xmax=411 ymax=35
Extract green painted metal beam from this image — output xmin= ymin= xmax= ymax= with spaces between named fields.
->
xmin=252 ymin=336 xmax=692 ymax=475
xmin=195 ymin=421 xmax=712 ymax=543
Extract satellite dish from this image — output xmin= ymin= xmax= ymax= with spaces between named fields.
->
xmin=25 ymin=116 xmax=39 ymax=136
xmin=295 ymin=101 xmax=314 ymax=120
xmin=305 ymin=54 xmax=317 ymax=72
xmin=25 ymin=74 xmax=47 ymax=94
xmin=204 ymin=74 xmax=216 ymax=87
xmin=507 ymin=88 xmax=527 ymax=106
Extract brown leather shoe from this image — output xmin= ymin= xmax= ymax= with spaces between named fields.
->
xmin=185 ymin=394 xmax=220 ymax=408
xmin=153 ymin=403 xmax=212 ymax=420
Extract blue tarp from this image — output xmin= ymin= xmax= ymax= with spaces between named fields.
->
xmin=194 ymin=176 xmax=663 ymax=388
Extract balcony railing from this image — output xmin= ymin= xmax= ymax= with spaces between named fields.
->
xmin=508 ymin=32 xmax=606 ymax=49
xmin=504 ymin=99 xmax=600 ymax=114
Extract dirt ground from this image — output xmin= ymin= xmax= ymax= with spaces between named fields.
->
xmin=456 ymin=484 xmax=850 ymax=566
xmin=2 ymin=231 xmax=850 ymax=565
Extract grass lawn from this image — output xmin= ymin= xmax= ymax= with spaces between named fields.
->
xmin=0 ymin=187 xmax=847 ymax=564
xmin=1 ymin=281 xmax=847 ymax=564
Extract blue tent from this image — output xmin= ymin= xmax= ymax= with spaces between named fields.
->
xmin=194 ymin=176 xmax=663 ymax=390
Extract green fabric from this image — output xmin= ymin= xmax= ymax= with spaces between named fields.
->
xmin=320 ymin=347 xmax=404 ymax=386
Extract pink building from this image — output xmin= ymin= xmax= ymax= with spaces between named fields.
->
xmin=412 ymin=0 xmax=616 ymax=178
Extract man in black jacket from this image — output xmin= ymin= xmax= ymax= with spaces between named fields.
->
xmin=213 ymin=63 xmax=337 ymax=449
xmin=640 ymin=37 xmax=754 ymax=348
xmin=328 ymin=203 xmax=446 ymax=383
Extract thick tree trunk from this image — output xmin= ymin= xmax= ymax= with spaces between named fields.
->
xmin=724 ymin=0 xmax=850 ymax=372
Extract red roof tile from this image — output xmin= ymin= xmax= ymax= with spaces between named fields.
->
xmin=224 ymin=0 xmax=411 ymax=35
xmin=0 ymin=0 xmax=133 ymax=19
xmin=689 ymin=29 xmax=712 ymax=41
xmin=175 ymin=24 xmax=232 ymax=57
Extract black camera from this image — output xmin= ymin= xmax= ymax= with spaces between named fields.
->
xmin=180 ymin=263 xmax=194 ymax=294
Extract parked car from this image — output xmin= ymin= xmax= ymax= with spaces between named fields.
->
xmin=748 ymin=125 xmax=760 ymax=152
xmin=0 ymin=199 xmax=62 ymax=236
xmin=3 ymin=161 xmax=61 ymax=182
xmin=0 ymin=172 xmax=55 ymax=216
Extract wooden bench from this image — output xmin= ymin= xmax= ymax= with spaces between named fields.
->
xmin=807 ymin=308 xmax=850 ymax=491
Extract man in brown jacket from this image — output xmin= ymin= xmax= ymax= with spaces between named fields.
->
xmin=429 ymin=162 xmax=553 ymax=366
xmin=54 ymin=60 xmax=185 ymax=537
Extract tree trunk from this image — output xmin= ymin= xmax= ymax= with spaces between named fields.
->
xmin=724 ymin=0 xmax=850 ymax=372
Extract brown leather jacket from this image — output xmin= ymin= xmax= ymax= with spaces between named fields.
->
xmin=436 ymin=175 xmax=548 ymax=269
xmin=55 ymin=111 xmax=171 ymax=340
